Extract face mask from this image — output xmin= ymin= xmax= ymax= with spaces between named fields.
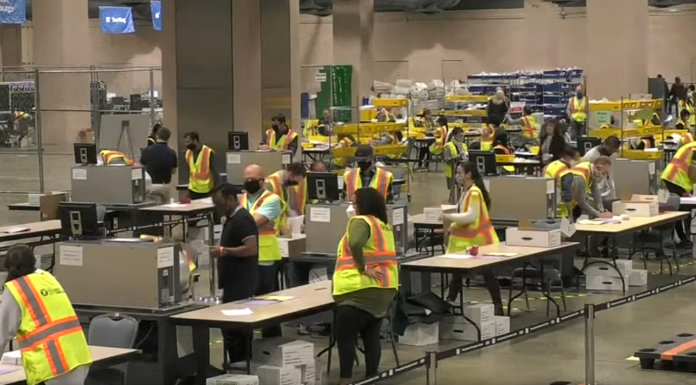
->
xmin=272 ymin=124 xmax=279 ymax=129
xmin=244 ymin=180 xmax=262 ymax=194
xmin=577 ymin=92 xmax=584 ymax=98
xmin=285 ymin=180 xmax=299 ymax=187
xmin=454 ymin=174 xmax=464 ymax=185
xmin=346 ymin=204 xmax=356 ymax=218
xmin=358 ymin=161 xmax=372 ymax=172
xmin=186 ymin=143 xmax=196 ymax=150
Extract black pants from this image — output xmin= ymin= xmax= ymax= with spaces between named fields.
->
xmin=447 ymin=271 xmax=502 ymax=310
xmin=665 ymin=181 xmax=691 ymax=241
xmin=222 ymin=277 xmax=257 ymax=363
xmin=187 ymin=189 xmax=211 ymax=200
xmin=570 ymin=120 xmax=585 ymax=140
xmin=257 ymin=261 xmax=283 ymax=337
xmin=417 ymin=147 xmax=430 ymax=168
xmin=335 ymin=305 xmax=383 ymax=380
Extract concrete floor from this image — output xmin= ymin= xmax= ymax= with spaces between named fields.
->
xmin=2 ymin=152 xmax=696 ymax=385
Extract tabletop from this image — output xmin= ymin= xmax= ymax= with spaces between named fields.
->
xmin=401 ymin=241 xmax=578 ymax=273
xmin=139 ymin=200 xmax=214 ymax=215
xmin=574 ymin=211 xmax=689 ymax=234
xmin=0 ymin=220 xmax=62 ymax=242
xmin=5 ymin=203 xmax=39 ymax=212
xmin=0 ymin=346 xmax=137 ymax=385
xmin=171 ymin=281 xmax=334 ymax=328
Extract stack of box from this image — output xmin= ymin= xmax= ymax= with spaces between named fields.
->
xmin=251 ymin=337 xmax=320 ymax=385
xmin=206 ymin=374 xmax=259 ymax=385
xmin=585 ymin=259 xmax=632 ymax=291
xmin=628 ymin=268 xmax=648 ymax=287
xmin=440 ymin=304 xmax=510 ymax=341
xmin=422 ymin=205 xmax=458 ymax=224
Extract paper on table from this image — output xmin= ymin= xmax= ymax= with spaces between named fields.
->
xmin=1 ymin=227 xmax=29 ymax=234
xmin=257 ymin=295 xmax=295 ymax=302
xmin=483 ymin=252 xmax=518 ymax=257
xmin=0 ymin=366 xmax=21 ymax=374
xmin=577 ymin=219 xmax=607 ymax=225
xmin=221 ymin=308 xmax=254 ymax=316
xmin=441 ymin=254 xmax=473 ymax=259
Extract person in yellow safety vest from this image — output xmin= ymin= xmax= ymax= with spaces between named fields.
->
xmin=0 ymin=245 xmax=92 ymax=385
xmin=99 ymin=149 xmax=135 ymax=166
xmin=429 ymin=117 xmax=450 ymax=156
xmin=491 ymin=125 xmax=515 ymax=174
xmin=679 ymin=98 xmax=696 ymax=126
xmin=443 ymin=162 xmax=503 ymax=315
xmin=265 ymin=162 xmax=308 ymax=219
xmin=333 ymin=187 xmax=398 ymax=385
xmin=184 ymin=131 xmax=220 ymax=199
xmin=333 ymin=135 xmax=356 ymax=169
xmin=567 ymin=84 xmax=587 ymax=140
xmin=416 ymin=109 xmax=436 ymax=169
xmin=506 ymin=106 xmax=538 ymax=140
xmin=344 ymin=145 xmax=394 ymax=203
xmin=560 ymin=156 xmax=613 ymax=220
xmin=660 ymin=142 xmax=696 ymax=247
xmin=240 ymin=164 xmax=286 ymax=337
xmin=443 ymin=127 xmax=468 ymax=202
xmin=543 ymin=146 xmax=580 ymax=217
xmin=262 ymin=113 xmax=299 ymax=156
xmin=479 ymin=125 xmax=494 ymax=151
xmin=378 ymin=130 xmax=405 ymax=160
xmin=676 ymin=109 xmax=691 ymax=131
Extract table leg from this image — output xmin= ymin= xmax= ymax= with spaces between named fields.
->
xmin=192 ymin=325 xmax=211 ymax=385
xmin=158 ymin=317 xmax=178 ymax=385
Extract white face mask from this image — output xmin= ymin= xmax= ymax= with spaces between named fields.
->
xmin=346 ymin=204 xmax=356 ymax=219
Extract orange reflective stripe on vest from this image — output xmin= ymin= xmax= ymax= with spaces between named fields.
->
xmin=335 ymin=216 xmax=397 ymax=288
xmin=185 ymin=146 xmax=212 ymax=181
xmin=345 ymin=168 xmax=390 ymax=201
xmin=494 ymin=145 xmax=511 ymax=154
xmin=267 ymin=129 xmax=298 ymax=150
xmin=267 ymin=173 xmax=284 ymax=198
xmin=522 ymin=116 xmax=535 ymax=137
xmin=450 ymin=190 xmax=495 ymax=244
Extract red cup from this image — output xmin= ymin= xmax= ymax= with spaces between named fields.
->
xmin=180 ymin=197 xmax=192 ymax=204
xmin=470 ymin=246 xmax=479 ymax=256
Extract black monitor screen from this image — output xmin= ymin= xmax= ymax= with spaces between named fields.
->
xmin=307 ymin=172 xmax=340 ymax=202
xmin=73 ymin=143 xmax=97 ymax=165
xmin=468 ymin=151 xmax=498 ymax=176
xmin=228 ymin=131 xmax=249 ymax=151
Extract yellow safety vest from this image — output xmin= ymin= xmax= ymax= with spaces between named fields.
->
xmin=185 ymin=145 xmax=214 ymax=193
xmin=100 ymin=150 xmax=133 ymax=166
xmin=570 ymin=161 xmax=592 ymax=193
xmin=522 ymin=116 xmax=538 ymax=139
xmin=333 ymin=215 xmax=399 ymax=296
xmin=5 ymin=271 xmax=92 ymax=385
xmin=661 ymin=142 xmax=696 ymax=193
xmin=679 ymin=101 xmax=696 ymax=125
xmin=543 ymin=160 xmax=569 ymax=182
xmin=344 ymin=168 xmax=394 ymax=202
xmin=429 ymin=126 xmax=449 ymax=155
xmin=266 ymin=170 xmax=307 ymax=216
xmin=333 ymin=137 xmax=354 ymax=168
xmin=569 ymin=97 xmax=587 ymax=122
xmin=448 ymin=185 xmax=499 ymax=253
xmin=444 ymin=141 xmax=468 ymax=178
xmin=267 ymin=129 xmax=298 ymax=151
xmin=241 ymin=190 xmax=284 ymax=262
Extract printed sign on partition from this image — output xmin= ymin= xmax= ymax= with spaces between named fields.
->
xmin=99 ymin=6 xmax=136 ymax=34
xmin=0 ymin=0 xmax=26 ymax=25
xmin=151 ymin=1 xmax=162 ymax=31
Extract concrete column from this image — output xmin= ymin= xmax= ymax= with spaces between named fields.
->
xmin=261 ymin=0 xmax=301 ymax=137
xmin=233 ymin=0 xmax=262 ymax=146
xmin=0 ymin=26 xmax=22 ymax=67
xmin=524 ymin=0 xmax=558 ymax=70
xmin=586 ymin=0 xmax=648 ymax=99
xmin=333 ymin=0 xmax=374 ymax=107
xmin=32 ymin=0 xmax=91 ymax=152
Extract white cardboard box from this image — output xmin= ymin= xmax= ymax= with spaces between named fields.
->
xmin=423 ymin=207 xmax=443 ymax=223
xmin=463 ymin=303 xmax=495 ymax=325
xmin=399 ymin=322 xmax=439 ymax=346
xmin=584 ymin=258 xmax=632 ymax=278
xmin=612 ymin=200 xmax=659 ymax=217
xmin=295 ymin=360 xmax=316 ymax=383
xmin=494 ymin=316 xmax=510 ymax=336
xmin=440 ymin=317 xmax=495 ymax=341
xmin=586 ymin=275 xmax=628 ymax=291
xmin=505 ymin=228 xmax=562 ymax=248
xmin=629 ymin=269 xmax=648 ymax=286
xmin=0 ymin=351 xmax=21 ymax=366
xmin=206 ymin=374 xmax=259 ymax=385
xmin=256 ymin=365 xmax=302 ymax=385
xmin=252 ymin=338 xmax=314 ymax=367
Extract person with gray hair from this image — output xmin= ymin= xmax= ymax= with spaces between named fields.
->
xmin=581 ymin=136 xmax=621 ymax=210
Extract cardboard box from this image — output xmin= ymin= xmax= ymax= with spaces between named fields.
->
xmin=278 ymin=234 xmax=307 ymax=259
xmin=494 ymin=316 xmax=510 ymax=336
xmin=586 ymin=275 xmax=628 ymax=291
xmin=206 ymin=374 xmax=259 ymax=385
xmin=399 ymin=322 xmax=439 ymax=346
xmin=252 ymin=338 xmax=314 ymax=367
xmin=505 ymin=220 xmax=561 ymax=248
xmin=584 ymin=258 xmax=632 ymax=278
xmin=464 ymin=303 xmax=495 ymax=325
xmin=440 ymin=317 xmax=495 ymax=341
xmin=256 ymin=365 xmax=302 ymax=385
xmin=629 ymin=269 xmax=648 ymax=286
xmin=0 ymin=351 xmax=21 ymax=366
xmin=612 ymin=200 xmax=659 ymax=217
xmin=422 ymin=205 xmax=457 ymax=224
xmin=296 ymin=360 xmax=316 ymax=383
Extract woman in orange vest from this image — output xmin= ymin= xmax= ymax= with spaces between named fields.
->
xmin=444 ymin=162 xmax=503 ymax=316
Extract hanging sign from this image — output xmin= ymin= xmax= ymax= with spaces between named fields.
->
xmin=99 ymin=6 xmax=136 ymax=34
xmin=0 ymin=0 xmax=26 ymax=25
xmin=151 ymin=1 xmax=162 ymax=31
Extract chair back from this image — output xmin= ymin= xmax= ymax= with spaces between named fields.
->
xmin=88 ymin=313 xmax=139 ymax=348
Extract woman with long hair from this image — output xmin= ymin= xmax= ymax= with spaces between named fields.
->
xmin=538 ymin=118 xmax=567 ymax=165
xmin=445 ymin=162 xmax=503 ymax=315
xmin=443 ymin=127 xmax=468 ymax=203
xmin=333 ymin=188 xmax=398 ymax=385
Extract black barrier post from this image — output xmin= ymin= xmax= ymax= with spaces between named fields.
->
xmin=585 ymin=303 xmax=595 ymax=385
xmin=426 ymin=351 xmax=437 ymax=385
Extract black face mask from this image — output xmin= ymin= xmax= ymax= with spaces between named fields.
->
xmin=284 ymin=180 xmax=299 ymax=187
xmin=244 ymin=181 xmax=262 ymax=194
xmin=186 ymin=143 xmax=197 ymax=150
xmin=272 ymin=124 xmax=279 ymax=130
xmin=358 ymin=161 xmax=372 ymax=172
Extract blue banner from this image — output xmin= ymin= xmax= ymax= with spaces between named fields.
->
xmin=0 ymin=0 xmax=26 ymax=25
xmin=151 ymin=1 xmax=162 ymax=31
xmin=99 ymin=6 xmax=135 ymax=34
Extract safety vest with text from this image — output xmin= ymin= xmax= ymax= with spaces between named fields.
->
xmin=344 ymin=168 xmax=394 ymax=202
xmin=266 ymin=129 xmax=298 ymax=151
xmin=185 ymin=145 xmax=214 ymax=193
xmin=5 ymin=271 xmax=92 ymax=385
xmin=100 ymin=150 xmax=133 ymax=166
xmin=522 ymin=116 xmax=538 ymax=139
xmin=241 ymin=190 xmax=285 ymax=262
xmin=448 ymin=185 xmax=499 ymax=253
xmin=333 ymin=215 xmax=399 ymax=296
xmin=429 ymin=126 xmax=449 ymax=155
xmin=444 ymin=141 xmax=468 ymax=178
xmin=661 ymin=142 xmax=696 ymax=193
xmin=569 ymin=97 xmax=587 ymax=122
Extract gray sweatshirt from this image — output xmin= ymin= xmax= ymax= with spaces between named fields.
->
xmin=581 ymin=147 xmax=617 ymax=200
xmin=571 ymin=174 xmax=605 ymax=217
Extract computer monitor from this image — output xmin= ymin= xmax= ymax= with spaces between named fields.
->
xmin=227 ymin=131 xmax=250 ymax=151
xmin=59 ymin=202 xmax=100 ymax=239
xmin=307 ymin=172 xmax=340 ymax=202
xmin=73 ymin=143 xmax=97 ymax=165
xmin=577 ymin=137 xmax=601 ymax=156
xmin=468 ymin=151 xmax=498 ymax=176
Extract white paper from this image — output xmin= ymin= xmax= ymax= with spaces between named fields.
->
xmin=546 ymin=180 xmax=555 ymax=194
xmin=309 ymin=207 xmax=331 ymax=222
xmin=560 ymin=217 xmax=576 ymax=237
xmin=658 ymin=189 xmax=670 ymax=204
xmin=442 ymin=254 xmax=473 ymax=259
xmin=282 ymin=154 xmax=291 ymax=164
xmin=157 ymin=247 xmax=175 ymax=269
xmin=71 ymin=168 xmax=87 ymax=180
xmin=647 ymin=163 xmax=655 ymax=175
xmin=59 ymin=246 xmax=83 ymax=266
xmin=222 ymin=308 xmax=253 ymax=316
xmin=131 ymin=168 xmax=143 ymax=180
xmin=337 ymin=175 xmax=344 ymax=189
xmin=226 ymin=153 xmax=241 ymax=164
xmin=483 ymin=179 xmax=490 ymax=191
xmin=279 ymin=240 xmax=289 ymax=258
xmin=392 ymin=208 xmax=405 ymax=226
